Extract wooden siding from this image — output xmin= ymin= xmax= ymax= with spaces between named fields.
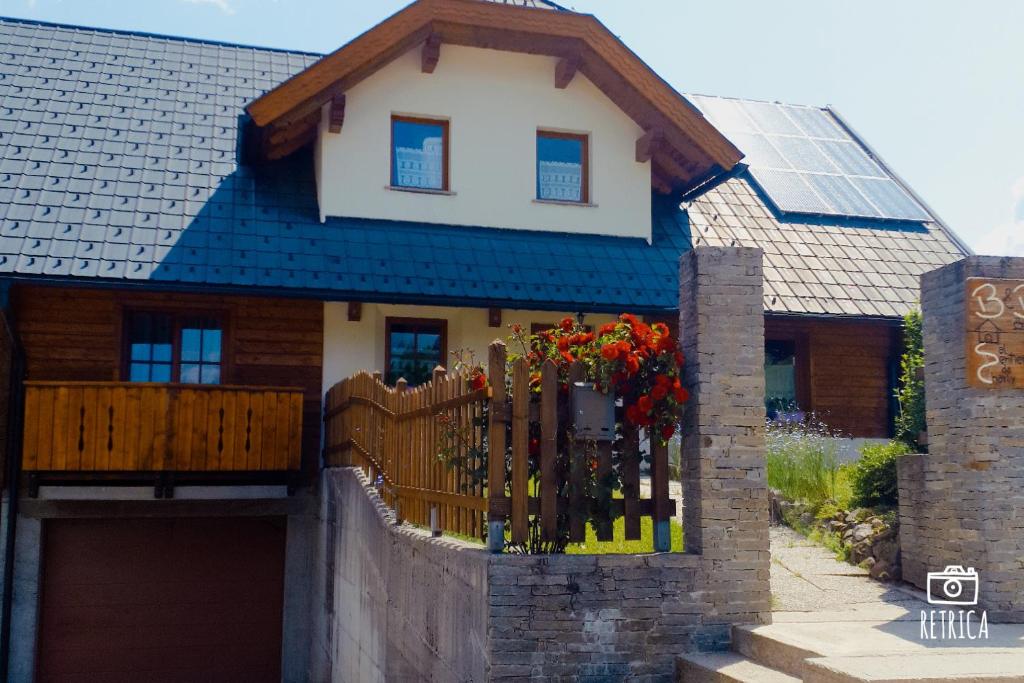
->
xmin=11 ymin=285 xmax=323 ymax=475
xmin=766 ymin=316 xmax=899 ymax=438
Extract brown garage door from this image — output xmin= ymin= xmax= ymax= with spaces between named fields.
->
xmin=36 ymin=516 xmax=286 ymax=683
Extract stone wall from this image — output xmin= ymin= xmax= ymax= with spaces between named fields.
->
xmin=899 ymin=256 xmax=1024 ymax=621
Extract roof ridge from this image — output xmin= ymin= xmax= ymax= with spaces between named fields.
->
xmin=0 ymin=14 xmax=324 ymax=57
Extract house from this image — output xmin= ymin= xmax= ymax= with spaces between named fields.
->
xmin=0 ymin=0 xmax=967 ymax=679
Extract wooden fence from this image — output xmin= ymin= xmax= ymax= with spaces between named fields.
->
xmin=323 ymin=341 xmax=675 ymax=550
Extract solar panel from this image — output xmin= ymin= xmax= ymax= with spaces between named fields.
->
xmin=691 ymin=95 xmax=930 ymax=222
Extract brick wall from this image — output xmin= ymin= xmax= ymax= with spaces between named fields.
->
xmin=898 ymin=256 xmax=1024 ymax=621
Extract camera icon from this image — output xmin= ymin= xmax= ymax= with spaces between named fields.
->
xmin=926 ymin=566 xmax=979 ymax=606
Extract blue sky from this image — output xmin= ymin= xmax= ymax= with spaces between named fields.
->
xmin=7 ymin=0 xmax=1023 ymax=255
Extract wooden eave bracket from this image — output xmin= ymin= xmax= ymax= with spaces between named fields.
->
xmin=635 ymin=128 xmax=663 ymax=163
xmin=554 ymin=55 xmax=579 ymax=89
xmin=422 ymin=33 xmax=441 ymax=73
xmin=328 ymin=93 xmax=346 ymax=134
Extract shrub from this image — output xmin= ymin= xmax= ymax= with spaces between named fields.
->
xmin=849 ymin=441 xmax=911 ymax=508
xmin=894 ymin=308 xmax=926 ymax=451
xmin=766 ymin=416 xmax=843 ymax=506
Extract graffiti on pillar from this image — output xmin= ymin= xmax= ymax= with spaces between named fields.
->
xmin=966 ymin=277 xmax=1024 ymax=388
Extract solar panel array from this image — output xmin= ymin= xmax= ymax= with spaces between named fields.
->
xmin=691 ymin=96 xmax=930 ymax=222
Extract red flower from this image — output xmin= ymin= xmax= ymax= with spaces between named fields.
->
xmin=625 ymin=355 xmax=640 ymax=374
xmin=625 ymin=404 xmax=642 ymax=425
xmin=661 ymin=424 xmax=675 ymax=440
xmin=598 ymin=322 xmax=617 ymax=336
xmin=600 ymin=343 xmax=619 ymax=361
xmin=557 ymin=336 xmax=570 ymax=352
xmin=655 ymin=374 xmax=671 ymax=387
xmin=616 ymin=341 xmax=631 ymax=358
xmin=674 ymin=351 xmax=684 ymax=366
xmin=469 ymin=371 xmax=487 ymax=390
xmin=560 ymin=350 xmax=574 ymax=364
xmin=637 ymin=395 xmax=654 ymax=413
xmin=651 ymin=384 xmax=668 ymax=401
xmin=529 ymin=437 xmax=540 ymax=455
xmin=620 ymin=313 xmax=641 ymax=327
xmin=652 ymin=322 xmax=670 ymax=337
xmin=511 ymin=323 xmax=523 ymax=334
xmin=560 ymin=316 xmax=575 ymax=332
xmin=673 ymin=386 xmax=689 ymax=403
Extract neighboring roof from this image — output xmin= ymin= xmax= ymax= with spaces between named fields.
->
xmin=244 ymin=0 xmax=741 ymax=192
xmin=0 ymin=17 xmax=968 ymax=318
xmin=682 ymin=173 xmax=964 ymax=317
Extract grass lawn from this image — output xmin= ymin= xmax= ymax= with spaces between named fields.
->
xmin=565 ymin=515 xmax=684 ymax=554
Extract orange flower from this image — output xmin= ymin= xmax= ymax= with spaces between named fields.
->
xmin=625 ymin=355 xmax=640 ymax=374
xmin=560 ymin=350 xmax=574 ymax=364
xmin=557 ymin=336 xmax=570 ymax=352
xmin=600 ymin=343 xmax=619 ymax=361
xmin=652 ymin=322 xmax=670 ymax=337
xmin=560 ymin=316 xmax=575 ymax=332
xmin=598 ymin=322 xmax=617 ymax=336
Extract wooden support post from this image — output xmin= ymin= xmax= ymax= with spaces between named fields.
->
xmin=595 ymin=440 xmax=613 ymax=541
xmin=328 ymin=93 xmax=346 ymax=134
xmin=539 ymin=359 xmax=558 ymax=542
xmin=422 ymin=33 xmax=441 ymax=73
xmin=554 ymin=55 xmax=579 ymax=89
xmin=488 ymin=307 xmax=501 ymax=328
xmin=430 ymin=505 xmax=441 ymax=537
xmin=651 ymin=433 xmax=671 ymax=552
xmin=487 ymin=341 xmax=508 ymax=553
xmin=347 ymin=301 xmax=361 ymax=321
xmin=510 ymin=357 xmax=529 ymax=546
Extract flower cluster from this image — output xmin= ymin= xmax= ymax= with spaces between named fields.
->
xmin=510 ymin=313 xmax=687 ymax=441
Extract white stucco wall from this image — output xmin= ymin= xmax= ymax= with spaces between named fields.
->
xmin=315 ymin=44 xmax=651 ymax=240
xmin=322 ymin=302 xmax=617 ymax=392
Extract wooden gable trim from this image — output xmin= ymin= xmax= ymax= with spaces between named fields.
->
xmin=635 ymin=128 xmax=662 ymax=163
xmin=245 ymin=0 xmax=741 ymax=188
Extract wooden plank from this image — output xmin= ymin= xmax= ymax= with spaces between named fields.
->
xmin=108 ymin=386 xmax=128 ymax=471
xmin=651 ymin=435 xmax=671 ymax=524
xmin=595 ymin=440 xmax=613 ymax=542
xmin=80 ymin=386 xmax=98 ymax=471
xmin=421 ymin=33 xmax=441 ymax=73
xmin=539 ymin=359 xmax=558 ymax=542
xmin=21 ymin=385 xmax=40 ymax=470
xmin=487 ymin=341 xmax=507 ymax=533
xmin=554 ymin=55 xmax=578 ymax=88
xmin=136 ymin=386 xmax=156 ymax=470
xmin=246 ymin=390 xmax=264 ymax=470
xmin=965 ymin=277 xmax=1024 ymax=389
xmin=510 ymin=358 xmax=529 ymax=545
xmin=567 ymin=362 xmax=586 ymax=543
xmin=622 ymin=426 xmax=641 ymax=541
xmin=51 ymin=386 xmax=68 ymax=471
xmin=288 ymin=392 xmax=303 ymax=470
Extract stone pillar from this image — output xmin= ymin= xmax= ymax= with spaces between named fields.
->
xmin=901 ymin=256 xmax=1024 ymax=621
xmin=679 ymin=246 xmax=771 ymax=615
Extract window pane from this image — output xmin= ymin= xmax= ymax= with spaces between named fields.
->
xmin=200 ymin=365 xmax=221 ymax=385
xmin=129 ymin=363 xmax=150 ymax=382
xmin=392 ymin=119 xmax=445 ymax=190
xmin=180 ymin=363 xmax=200 ymax=384
xmin=387 ymin=322 xmax=443 ymax=386
xmin=130 ymin=343 xmax=151 ymax=362
xmin=152 ymin=343 xmax=172 ymax=363
xmin=537 ymin=134 xmax=584 ymax=202
xmin=416 ymin=332 xmax=441 ymax=354
xmin=150 ymin=363 xmax=172 ymax=383
xmin=203 ymin=329 xmax=222 ymax=362
xmin=765 ymin=340 xmax=798 ymax=419
xmin=181 ymin=328 xmax=201 ymax=362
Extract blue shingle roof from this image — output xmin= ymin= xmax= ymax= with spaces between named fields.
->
xmin=0 ymin=17 xmax=695 ymax=312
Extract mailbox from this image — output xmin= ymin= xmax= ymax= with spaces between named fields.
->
xmin=571 ymin=382 xmax=616 ymax=441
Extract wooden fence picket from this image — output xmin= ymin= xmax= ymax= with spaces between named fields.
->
xmin=539 ymin=359 xmax=558 ymax=542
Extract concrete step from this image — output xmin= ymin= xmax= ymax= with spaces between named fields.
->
xmin=676 ymin=652 xmax=801 ymax=683
xmin=732 ymin=624 xmax=820 ymax=679
xmin=802 ymin=652 xmax=1024 ymax=683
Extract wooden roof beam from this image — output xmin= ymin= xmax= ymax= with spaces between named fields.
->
xmin=554 ymin=55 xmax=579 ymax=89
xmin=422 ymin=33 xmax=441 ymax=73
xmin=328 ymin=93 xmax=346 ymax=134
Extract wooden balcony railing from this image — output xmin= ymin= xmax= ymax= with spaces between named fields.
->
xmin=22 ymin=382 xmax=304 ymax=474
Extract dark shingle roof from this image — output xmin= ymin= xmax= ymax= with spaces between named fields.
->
xmin=0 ymin=17 xmax=967 ymax=316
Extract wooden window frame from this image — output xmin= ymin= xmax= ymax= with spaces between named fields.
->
xmin=384 ymin=316 xmax=448 ymax=386
xmin=121 ymin=308 xmax=229 ymax=385
xmin=764 ymin=331 xmax=812 ymax=412
xmin=390 ymin=115 xmax=450 ymax=192
xmin=536 ymin=130 xmax=590 ymax=204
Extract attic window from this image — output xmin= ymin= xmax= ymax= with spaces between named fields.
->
xmin=536 ymin=130 xmax=589 ymax=203
xmin=391 ymin=115 xmax=449 ymax=191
